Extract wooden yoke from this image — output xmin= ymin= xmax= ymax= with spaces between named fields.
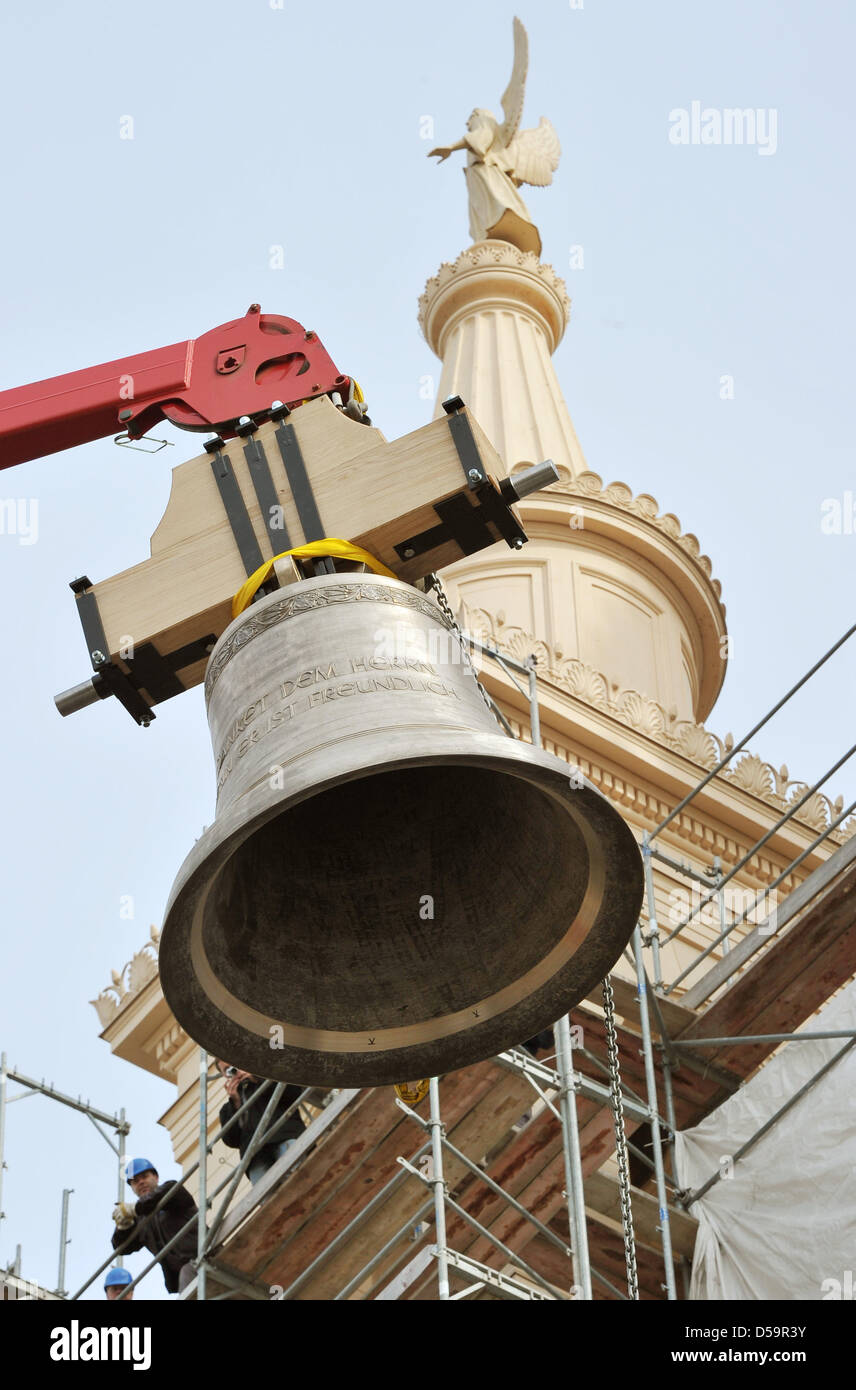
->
xmin=65 ymin=397 xmax=532 ymax=723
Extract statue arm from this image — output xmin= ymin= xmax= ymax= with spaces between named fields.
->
xmin=428 ymin=138 xmax=468 ymax=163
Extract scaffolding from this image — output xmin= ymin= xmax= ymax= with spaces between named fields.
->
xmin=0 ymin=1055 xmax=130 ymax=1297
xmin=42 ymin=614 xmax=856 ymax=1301
xmin=257 ymin=613 xmax=855 ymax=1301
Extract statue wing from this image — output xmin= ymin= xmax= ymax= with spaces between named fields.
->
xmin=505 ymin=117 xmax=562 ymax=187
xmin=499 ymin=16 xmax=529 ymax=146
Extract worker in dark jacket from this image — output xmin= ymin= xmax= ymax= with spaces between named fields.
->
xmin=522 ymin=1029 xmax=554 ymax=1057
xmin=112 ymin=1158 xmax=199 ymax=1295
xmin=216 ymin=1061 xmax=305 ymax=1185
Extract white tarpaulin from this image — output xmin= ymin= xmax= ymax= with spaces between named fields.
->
xmin=673 ymin=979 xmax=856 ymax=1300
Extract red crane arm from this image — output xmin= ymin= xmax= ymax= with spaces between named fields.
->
xmin=0 ymin=305 xmax=352 ymax=470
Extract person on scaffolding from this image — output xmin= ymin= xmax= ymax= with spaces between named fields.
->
xmin=112 ymin=1157 xmax=199 ymax=1296
xmin=104 ymin=1266 xmax=134 ymax=1301
xmin=522 ymin=1029 xmax=554 ymax=1057
xmin=215 ymin=1060 xmax=305 ymax=1186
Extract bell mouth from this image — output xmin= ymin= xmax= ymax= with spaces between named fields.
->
xmin=161 ymin=752 xmax=643 ymax=1086
xmin=200 ymin=765 xmax=589 ymax=1031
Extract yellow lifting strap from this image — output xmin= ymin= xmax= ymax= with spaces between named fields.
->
xmin=394 ymin=1079 xmax=431 ymax=1106
xmin=232 ymin=539 xmax=396 ymax=620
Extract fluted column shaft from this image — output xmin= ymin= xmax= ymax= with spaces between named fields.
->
xmin=419 ymin=241 xmax=586 ymax=480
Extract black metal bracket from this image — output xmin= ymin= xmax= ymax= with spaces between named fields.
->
xmin=443 ymin=399 xmax=487 ymax=489
xmin=167 ymin=634 xmax=218 ymax=673
xmin=72 ymin=584 xmax=112 ymax=673
xmin=91 ymin=663 xmax=157 ymax=726
xmin=71 ymin=581 xmax=156 ymax=726
xmin=244 ymin=436 xmax=291 ymax=555
xmin=209 ymin=447 xmax=266 ymax=577
xmin=123 ymin=644 xmax=184 ymax=704
xmin=472 ymin=481 xmax=526 ymax=548
xmin=394 ymin=520 xmax=448 ymax=563
xmin=123 ymin=634 xmax=217 ymax=706
xmin=69 ymin=577 xmax=219 ymax=725
xmin=393 ymin=396 xmax=525 ymax=563
xmin=274 ymin=421 xmax=335 ymax=575
xmin=274 ymin=421 xmax=324 ymax=541
xmin=433 ymin=493 xmax=494 ymax=552
xmin=393 ymin=484 xmax=527 ymax=564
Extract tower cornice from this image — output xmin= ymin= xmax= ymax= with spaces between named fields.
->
xmin=419 ymin=240 xmax=571 ymax=357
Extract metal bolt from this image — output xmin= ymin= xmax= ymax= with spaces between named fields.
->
xmin=403 ymin=548 xmax=415 ymax=559
xmin=467 ymin=468 xmax=481 ymax=482
xmin=90 ymin=650 xmax=106 ymax=665
xmin=512 ymin=538 xmax=525 ymax=550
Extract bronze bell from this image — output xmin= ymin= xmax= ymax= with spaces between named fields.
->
xmin=159 ymin=573 xmax=643 ymax=1086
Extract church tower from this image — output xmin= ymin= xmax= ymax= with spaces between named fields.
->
xmin=419 ymin=240 xmax=727 ymax=727
xmin=417 ymin=17 xmax=847 ymax=997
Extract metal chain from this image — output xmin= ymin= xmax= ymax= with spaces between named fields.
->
xmin=602 ymin=975 xmax=639 ymax=1300
xmin=426 ymin=573 xmax=508 ymax=732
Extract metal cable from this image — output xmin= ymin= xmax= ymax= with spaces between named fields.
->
xmin=649 ymin=618 xmax=856 ymax=841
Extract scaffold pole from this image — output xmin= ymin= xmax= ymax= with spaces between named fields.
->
xmin=197 ymin=1048 xmax=208 ymax=1301
xmin=633 ymin=925 xmax=676 ymax=1299
xmin=555 ymin=1013 xmax=591 ymax=1299
xmin=428 ymin=1077 xmax=450 ymax=1300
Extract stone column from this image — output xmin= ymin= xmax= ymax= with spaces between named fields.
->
xmin=419 ymin=240 xmax=587 ymax=481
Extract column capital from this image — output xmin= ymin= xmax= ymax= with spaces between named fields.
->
xmin=419 ymin=240 xmax=571 ymax=359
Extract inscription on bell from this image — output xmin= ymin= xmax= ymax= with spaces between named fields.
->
xmin=280 ymin=664 xmax=337 ymax=698
xmin=214 ymin=651 xmax=460 ymax=796
xmin=308 ymin=677 xmax=460 ymax=706
xmin=278 ymin=655 xmax=439 ymax=699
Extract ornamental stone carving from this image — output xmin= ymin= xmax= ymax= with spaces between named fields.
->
xmin=616 ymin=690 xmax=667 ymax=741
xmin=459 ymin=599 xmax=855 ymax=845
xmin=418 ymin=242 xmax=572 ymax=358
xmin=90 ymin=926 xmax=161 ymax=1029
xmin=725 ymin=755 xmax=775 ymax=800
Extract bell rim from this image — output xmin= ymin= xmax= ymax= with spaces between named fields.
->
xmin=159 ymin=736 xmax=643 ymax=1086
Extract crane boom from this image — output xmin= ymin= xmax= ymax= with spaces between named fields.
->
xmin=0 ymin=305 xmax=353 ymax=469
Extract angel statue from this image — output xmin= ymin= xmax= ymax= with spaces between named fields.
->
xmin=429 ymin=16 xmax=561 ymax=259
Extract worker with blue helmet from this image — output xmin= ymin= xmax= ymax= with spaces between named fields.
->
xmin=112 ymin=1155 xmax=199 ymax=1295
xmin=125 ymin=1157 xmax=157 ymax=1184
xmin=104 ymin=1266 xmax=134 ymax=1301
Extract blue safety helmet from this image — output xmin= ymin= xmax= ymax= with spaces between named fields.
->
xmin=104 ymin=1267 xmax=133 ymax=1289
xmin=125 ymin=1157 xmax=158 ymax=1185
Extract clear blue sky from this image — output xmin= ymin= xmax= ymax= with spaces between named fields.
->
xmin=0 ymin=0 xmax=853 ymax=1298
